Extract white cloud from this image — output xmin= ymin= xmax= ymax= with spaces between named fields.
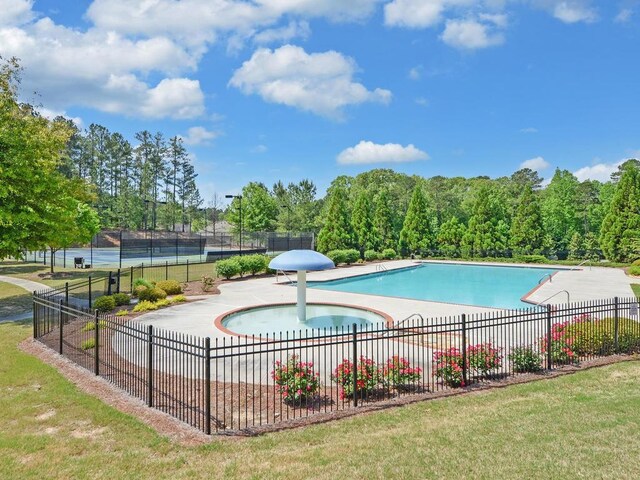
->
xmin=441 ymin=18 xmax=505 ymax=49
xmin=574 ymin=161 xmax=623 ymax=182
xmin=253 ymin=20 xmax=311 ymax=44
xmin=520 ymin=156 xmax=550 ymax=171
xmin=251 ymin=144 xmax=268 ymax=153
xmin=179 ymin=126 xmax=221 ymax=146
xmin=36 ymin=107 xmax=83 ymax=128
xmin=229 ymin=45 xmax=391 ymax=120
xmin=533 ymin=1 xmax=598 ymax=24
xmin=0 ymin=0 xmax=33 ymax=26
xmin=337 ymin=140 xmax=429 ymax=165
xmin=614 ymin=8 xmax=633 ymax=23
xmin=408 ymin=65 xmax=423 ymax=80
xmin=520 ymin=127 xmax=538 ymax=133
xmin=384 ymin=0 xmax=450 ymax=28
xmin=415 ymin=97 xmax=430 ymax=106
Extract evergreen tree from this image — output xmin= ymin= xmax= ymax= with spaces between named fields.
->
xmin=568 ymin=232 xmax=584 ymax=260
xmin=373 ymin=188 xmax=395 ymax=250
xmin=599 ymin=162 xmax=640 ymax=262
xmin=352 ymin=191 xmax=379 ymax=256
xmin=436 ymin=216 xmax=466 ymax=257
xmin=541 ymin=169 xmax=579 ymax=258
xmin=461 ymin=184 xmax=510 ymax=257
xmin=509 ymin=185 xmax=544 ymax=255
xmin=317 ymin=186 xmax=354 ymax=253
xmin=398 ymin=184 xmax=436 ymax=256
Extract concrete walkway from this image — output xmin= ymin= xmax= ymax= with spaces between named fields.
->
xmin=0 ymin=275 xmax=49 ymax=322
xmin=133 ymin=260 xmax=636 ymax=341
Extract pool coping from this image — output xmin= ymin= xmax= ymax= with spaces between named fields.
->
xmin=213 ymin=302 xmax=395 ymax=341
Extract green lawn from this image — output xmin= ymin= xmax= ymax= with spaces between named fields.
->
xmin=1 ymin=321 xmax=639 ymax=479
xmin=632 ymin=283 xmax=640 ymax=298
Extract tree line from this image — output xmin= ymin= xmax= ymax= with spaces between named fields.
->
xmin=226 ymin=164 xmax=640 ymax=263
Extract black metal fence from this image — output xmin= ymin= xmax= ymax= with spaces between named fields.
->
xmin=32 ymin=292 xmax=640 ymax=435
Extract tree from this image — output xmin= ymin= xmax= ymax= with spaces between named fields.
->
xmin=461 ymin=183 xmax=509 ymax=257
xmin=0 ymin=57 xmax=99 ymax=261
xmin=436 ymin=217 xmax=466 ymax=257
xmin=317 ymin=186 xmax=354 ymax=253
xmin=373 ymin=188 xmax=395 ymax=250
xmin=227 ymin=182 xmax=279 ymax=233
xmin=599 ymin=162 xmax=640 ymax=262
xmin=541 ymin=169 xmax=579 ymax=258
xmin=398 ymin=184 xmax=436 ymax=256
xmin=352 ymin=191 xmax=379 ymax=256
xmin=509 ymin=185 xmax=545 ymax=255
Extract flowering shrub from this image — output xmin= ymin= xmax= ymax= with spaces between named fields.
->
xmin=467 ymin=343 xmax=502 ymax=376
xmin=540 ymin=319 xmax=578 ymax=365
xmin=381 ymin=356 xmax=422 ymax=390
xmin=433 ymin=348 xmax=465 ymax=388
xmin=271 ymin=355 xmax=320 ymax=404
xmin=509 ymin=345 xmax=542 ymax=373
xmin=332 ymin=356 xmax=379 ymax=400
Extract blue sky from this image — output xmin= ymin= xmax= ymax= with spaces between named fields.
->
xmin=2 ymin=0 xmax=639 ymax=202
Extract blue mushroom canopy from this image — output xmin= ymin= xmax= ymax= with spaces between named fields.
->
xmin=269 ymin=249 xmax=334 ymax=272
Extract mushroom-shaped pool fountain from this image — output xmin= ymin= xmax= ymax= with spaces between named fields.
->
xmin=216 ymin=250 xmax=392 ymax=337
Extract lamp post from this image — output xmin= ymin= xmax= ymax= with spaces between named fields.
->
xmin=281 ymin=204 xmax=292 ymax=251
xmin=225 ymin=194 xmax=242 ymax=255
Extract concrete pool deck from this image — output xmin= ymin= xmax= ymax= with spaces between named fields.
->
xmin=134 ymin=260 xmax=636 ymax=340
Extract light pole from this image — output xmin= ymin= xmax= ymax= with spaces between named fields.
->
xmin=281 ymin=204 xmax=292 ymax=251
xmin=225 ymin=194 xmax=242 ymax=255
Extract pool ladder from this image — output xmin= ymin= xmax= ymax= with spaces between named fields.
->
xmin=533 ymin=290 xmax=570 ymax=307
xmin=376 ymin=264 xmax=388 ymax=273
xmin=538 ymin=273 xmax=554 ymax=284
xmin=276 ymin=269 xmax=295 ymax=284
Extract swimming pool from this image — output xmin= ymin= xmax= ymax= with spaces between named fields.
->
xmin=309 ymin=263 xmax=559 ymax=309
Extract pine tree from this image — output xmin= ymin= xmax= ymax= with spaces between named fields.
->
xmin=568 ymin=232 xmax=584 ymax=260
xmin=398 ymin=184 xmax=436 ymax=256
xmin=599 ymin=162 xmax=640 ymax=262
xmin=509 ymin=185 xmax=544 ymax=255
xmin=352 ymin=191 xmax=379 ymax=256
xmin=436 ymin=216 xmax=466 ymax=257
xmin=461 ymin=184 xmax=509 ymax=257
xmin=541 ymin=169 xmax=579 ymax=258
xmin=373 ymin=188 xmax=395 ymax=250
xmin=317 ymin=186 xmax=354 ymax=253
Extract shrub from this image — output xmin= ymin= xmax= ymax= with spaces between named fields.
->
xmin=112 ymin=293 xmax=131 ymax=306
xmin=381 ymin=248 xmax=396 ymax=260
xmin=132 ymin=300 xmax=158 ymax=312
xmin=540 ymin=320 xmax=577 ymax=365
xmin=629 ymin=265 xmax=640 ymax=276
xmin=239 ymin=254 xmax=269 ymax=275
xmin=332 ymin=356 xmax=378 ymax=400
xmin=433 ymin=348 xmax=465 ymax=387
xmin=155 ymin=280 xmax=182 ymax=295
xmin=81 ymin=338 xmax=96 ymax=350
xmin=133 ymin=278 xmax=153 ymax=289
xmin=509 ymin=346 xmax=542 ymax=373
xmin=514 ymin=254 xmax=548 ymax=264
xmin=632 ymin=259 xmax=640 ymax=266
xmin=343 ymin=249 xmax=360 ymax=265
xmin=138 ymin=287 xmax=167 ymax=302
xmin=81 ymin=320 xmax=107 ymax=332
xmin=216 ymin=258 xmax=241 ymax=279
xmin=172 ymin=294 xmax=187 ymax=303
xmin=364 ymin=250 xmax=380 ymax=262
xmin=467 ymin=343 xmax=502 ymax=377
xmin=271 ymin=355 xmax=321 ymax=404
xmin=201 ymin=275 xmax=215 ymax=292
xmin=115 ymin=309 xmax=129 ymax=317
xmin=326 ymin=250 xmax=348 ymax=265
xmin=132 ymin=285 xmax=148 ymax=298
xmin=93 ymin=295 xmax=116 ymax=313
xmin=381 ymin=356 xmax=422 ymax=390
xmin=154 ymin=298 xmax=171 ymax=308
xmin=564 ymin=315 xmax=640 ymax=356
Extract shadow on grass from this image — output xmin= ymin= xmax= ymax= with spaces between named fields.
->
xmin=0 ymin=262 xmax=48 ymax=275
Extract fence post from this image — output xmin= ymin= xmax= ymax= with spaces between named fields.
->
xmin=32 ymin=291 xmax=37 ymax=338
xmin=107 ymin=271 xmax=113 ymax=296
xmin=94 ymin=310 xmax=100 ymax=375
xmin=614 ymin=297 xmax=620 ymax=352
xmin=65 ymin=282 xmax=69 ymax=305
xmin=165 ymin=261 xmax=169 ymax=280
xmin=116 ymin=269 xmax=121 ymax=294
xmin=352 ymin=323 xmax=358 ymax=407
xmin=186 ymin=259 xmax=190 ymax=283
xmin=461 ymin=314 xmax=468 ymax=387
xmin=205 ymin=337 xmax=211 ymax=435
xmin=141 ymin=263 xmax=144 ymax=279
xmin=546 ymin=305 xmax=553 ymax=370
xmin=88 ymin=275 xmax=92 ymax=309
xmin=130 ymin=266 xmax=134 ymax=293
xmin=147 ymin=325 xmax=154 ymax=407
xmin=59 ymin=299 xmax=64 ymax=354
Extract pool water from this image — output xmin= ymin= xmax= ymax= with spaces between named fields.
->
xmin=221 ymin=304 xmax=386 ymax=337
xmin=309 ymin=263 xmax=559 ymax=309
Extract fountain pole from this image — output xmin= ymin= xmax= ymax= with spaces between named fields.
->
xmin=297 ymin=270 xmax=307 ymax=322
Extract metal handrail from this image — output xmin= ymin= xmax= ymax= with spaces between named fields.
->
xmin=534 ymin=290 xmax=570 ymax=306
xmin=389 ymin=313 xmax=424 ymax=331
xmin=538 ymin=273 xmax=554 ymax=284
xmin=571 ymin=259 xmax=592 ymax=271
xmin=276 ymin=269 xmax=295 ymax=284
xmin=376 ymin=264 xmax=388 ymax=272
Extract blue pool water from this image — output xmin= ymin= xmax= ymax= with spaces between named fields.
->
xmin=309 ymin=263 xmax=559 ymax=309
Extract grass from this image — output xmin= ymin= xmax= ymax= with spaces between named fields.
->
xmin=632 ymin=283 xmax=640 ymax=298
xmin=1 ymin=321 xmax=639 ymax=479
xmin=0 ymin=281 xmax=33 ymax=318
